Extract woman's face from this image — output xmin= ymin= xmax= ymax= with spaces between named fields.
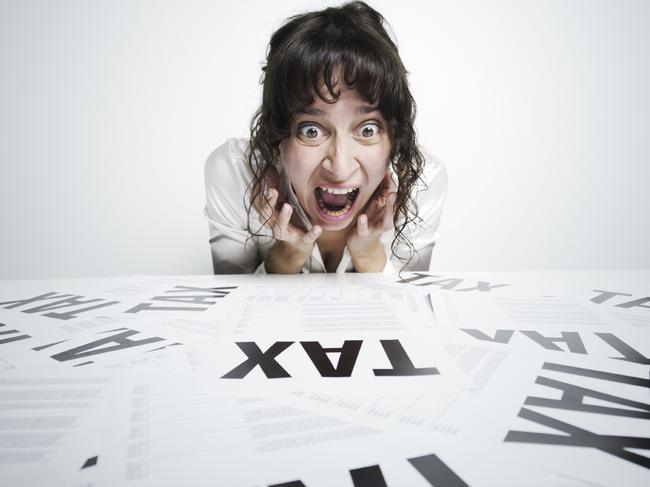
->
xmin=279 ymin=86 xmax=392 ymax=232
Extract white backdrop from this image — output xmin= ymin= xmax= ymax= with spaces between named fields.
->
xmin=1 ymin=0 xmax=648 ymax=279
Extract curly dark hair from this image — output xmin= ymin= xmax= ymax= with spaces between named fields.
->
xmin=246 ymin=1 xmax=425 ymax=269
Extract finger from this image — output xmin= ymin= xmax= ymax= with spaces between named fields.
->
xmin=258 ymin=188 xmax=278 ymax=224
xmin=367 ymin=193 xmax=388 ymax=227
xmin=381 ymin=192 xmax=396 ymax=230
xmin=357 ymin=213 xmax=369 ymax=238
xmin=380 ymin=172 xmax=392 ymax=195
xmin=267 ymin=188 xmax=279 ymax=213
xmin=301 ymin=224 xmax=322 ymax=245
xmin=253 ymin=190 xmax=264 ymax=218
xmin=255 ymin=187 xmax=270 ymax=218
xmin=365 ymin=192 xmax=386 ymax=222
xmin=273 ymin=203 xmax=292 ymax=239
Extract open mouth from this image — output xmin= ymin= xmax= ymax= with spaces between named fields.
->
xmin=314 ymin=186 xmax=360 ymax=219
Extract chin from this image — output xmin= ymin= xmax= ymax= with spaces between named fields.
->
xmin=318 ymin=218 xmax=356 ymax=232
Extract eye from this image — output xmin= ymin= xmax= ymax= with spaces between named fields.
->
xmin=298 ymin=124 xmax=324 ymax=139
xmin=358 ymin=122 xmax=380 ymax=138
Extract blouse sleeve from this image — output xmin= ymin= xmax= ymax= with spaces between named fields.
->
xmin=204 ymin=139 xmax=262 ymax=274
xmin=393 ymin=147 xmax=448 ymax=272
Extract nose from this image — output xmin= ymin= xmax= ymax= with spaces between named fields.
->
xmin=321 ymin=136 xmax=359 ymax=182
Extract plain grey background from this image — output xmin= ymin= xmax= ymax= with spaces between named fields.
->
xmin=1 ymin=0 xmax=649 ymax=279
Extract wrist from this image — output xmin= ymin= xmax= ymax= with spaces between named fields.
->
xmin=265 ymin=240 xmax=312 ymax=274
xmin=350 ymin=240 xmax=387 ymax=273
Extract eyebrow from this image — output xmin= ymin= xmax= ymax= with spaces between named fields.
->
xmin=296 ymin=105 xmax=379 ymax=116
xmin=358 ymin=105 xmax=379 ymax=114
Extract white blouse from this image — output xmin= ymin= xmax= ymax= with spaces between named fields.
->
xmin=204 ymin=138 xmax=447 ymax=274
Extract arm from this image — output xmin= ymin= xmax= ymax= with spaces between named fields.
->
xmin=347 ymin=193 xmax=395 ymax=272
xmin=204 ymin=139 xmax=260 ymax=274
xmin=255 ymin=188 xmax=322 ymax=274
xmin=347 ymin=149 xmax=448 ymax=273
xmin=394 ymin=148 xmax=448 ymax=272
xmin=346 ymin=172 xmax=395 ymax=273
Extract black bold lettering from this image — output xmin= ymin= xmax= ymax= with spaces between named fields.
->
xmin=145 ymin=342 xmax=182 ymax=353
xmin=590 ymin=289 xmax=632 ymax=304
xmin=148 ymin=296 xmax=217 ymax=306
xmin=596 ymin=332 xmax=650 ymax=365
xmin=221 ymin=342 xmax=293 ymax=379
xmin=42 ymin=301 xmax=120 ymax=320
xmin=408 ymin=453 xmax=468 ymax=486
xmin=505 ymin=407 xmax=650 ymax=469
xmin=425 ymin=278 xmax=464 ymax=290
xmin=0 ymin=292 xmax=73 ymax=309
xmin=32 ymin=340 xmax=68 ymax=351
xmin=81 ymin=456 xmax=98 ymax=469
xmin=151 ymin=287 xmax=236 ymax=304
xmin=525 ymin=375 xmax=650 ymax=419
xmin=373 ymin=340 xmax=439 ymax=376
xmin=19 ymin=296 xmax=119 ymax=320
xmin=124 ymin=303 xmax=208 ymax=313
xmin=168 ymin=285 xmax=237 ymax=295
xmin=0 ymin=323 xmax=31 ymax=345
xmin=50 ymin=330 xmax=165 ymax=362
xmin=349 ymin=465 xmax=388 ymax=487
xmin=542 ymin=362 xmax=650 ymax=388
xmin=268 ymin=452 xmax=468 ymax=487
xmin=125 ymin=286 xmax=236 ymax=313
xmin=520 ymin=331 xmax=587 ymax=354
xmin=455 ymin=281 xmax=510 ymax=292
xmin=396 ymin=272 xmax=434 ymax=286
xmin=615 ymin=297 xmax=650 ymax=311
xmin=300 ymin=340 xmax=362 ymax=377
xmin=461 ymin=329 xmax=514 ymax=344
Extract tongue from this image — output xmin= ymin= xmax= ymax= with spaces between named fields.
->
xmin=320 ymin=190 xmax=349 ymax=207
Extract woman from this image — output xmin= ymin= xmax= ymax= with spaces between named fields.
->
xmin=204 ymin=1 xmax=447 ymax=274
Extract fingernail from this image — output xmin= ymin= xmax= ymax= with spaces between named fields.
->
xmin=265 ymin=188 xmax=273 ymax=199
xmin=388 ymin=193 xmax=396 ymax=204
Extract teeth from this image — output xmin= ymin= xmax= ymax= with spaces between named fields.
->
xmin=319 ymin=186 xmax=358 ymax=195
xmin=314 ymin=186 xmax=360 ymax=218
xmin=317 ymin=197 xmax=352 ymax=216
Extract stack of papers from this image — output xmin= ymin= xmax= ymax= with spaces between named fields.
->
xmin=0 ymin=270 xmax=648 ymax=485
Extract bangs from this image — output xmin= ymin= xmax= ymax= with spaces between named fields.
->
xmin=267 ymin=15 xmax=403 ymax=120
xmin=288 ymin=41 xmax=385 ymax=109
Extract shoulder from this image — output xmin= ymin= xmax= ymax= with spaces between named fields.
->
xmin=204 ymin=138 xmax=255 ymax=223
xmin=419 ymin=145 xmax=447 ymax=187
xmin=414 ymin=145 xmax=448 ymax=206
xmin=204 ymin=137 xmax=252 ymax=187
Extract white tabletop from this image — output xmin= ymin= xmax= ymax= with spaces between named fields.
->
xmin=0 ymin=270 xmax=648 ymax=486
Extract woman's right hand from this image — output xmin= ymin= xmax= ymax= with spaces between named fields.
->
xmin=255 ymin=186 xmax=322 ymax=273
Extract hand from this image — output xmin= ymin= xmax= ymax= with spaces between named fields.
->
xmin=254 ymin=183 xmax=322 ymax=273
xmin=346 ymin=173 xmax=396 ymax=272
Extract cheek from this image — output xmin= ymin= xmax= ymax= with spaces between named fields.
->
xmin=362 ymin=148 xmax=391 ymax=182
xmin=280 ymin=145 xmax=319 ymax=193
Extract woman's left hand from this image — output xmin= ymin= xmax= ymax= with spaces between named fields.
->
xmin=346 ymin=173 xmax=396 ymax=272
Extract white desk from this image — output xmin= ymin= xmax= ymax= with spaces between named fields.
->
xmin=0 ymin=271 xmax=648 ymax=486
